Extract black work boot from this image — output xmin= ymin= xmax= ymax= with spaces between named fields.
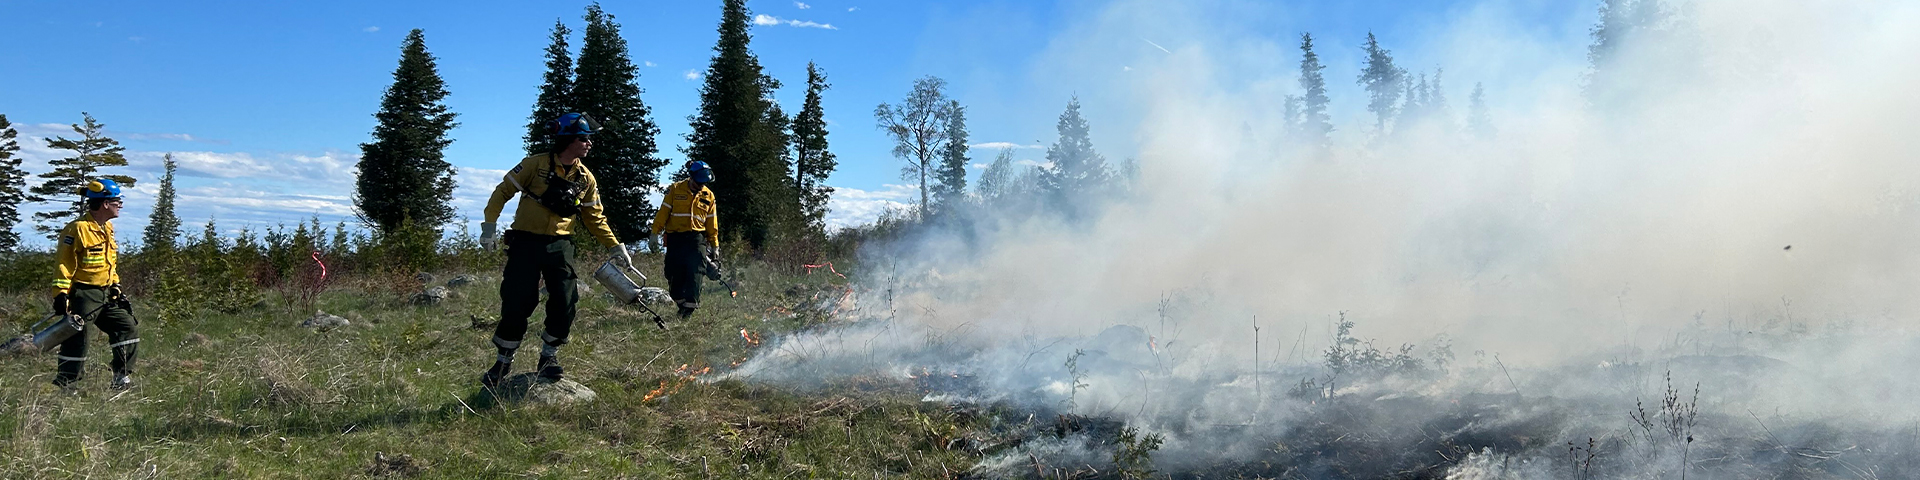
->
xmin=110 ymin=372 xmax=134 ymax=391
xmin=537 ymin=354 xmax=564 ymax=380
xmin=481 ymin=350 xmax=514 ymax=388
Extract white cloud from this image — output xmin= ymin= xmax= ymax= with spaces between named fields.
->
xmin=969 ymin=141 xmax=1044 ymax=150
xmin=824 ymin=184 xmax=917 ymax=230
xmin=794 ymin=1 xmax=811 ymax=9
xmin=753 ymin=14 xmax=838 ymax=30
xmin=644 ymin=61 xmax=657 ymax=67
xmin=847 ymin=7 xmax=858 ymax=12
xmin=128 ymin=150 xmax=357 ymax=186
xmin=1014 ymin=159 xmax=1051 ymax=168
xmin=684 ymin=69 xmax=702 ymax=81
xmin=363 ymin=26 xmax=379 ymax=33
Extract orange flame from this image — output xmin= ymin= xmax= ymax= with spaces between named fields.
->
xmin=740 ymin=329 xmax=760 ymax=346
xmin=641 ymin=363 xmax=712 ymax=402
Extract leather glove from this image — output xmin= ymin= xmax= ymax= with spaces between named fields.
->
xmin=109 ymin=284 xmax=125 ymax=300
xmin=52 ymin=292 xmax=69 ymax=316
xmin=480 ymin=222 xmax=498 ymax=251
xmin=609 ymin=244 xmax=634 ymax=269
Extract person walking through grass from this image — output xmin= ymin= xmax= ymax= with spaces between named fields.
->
xmin=50 ymin=178 xmax=141 ymax=390
xmin=652 ymin=160 xmax=720 ymax=319
xmin=476 ymin=113 xmax=634 ymax=388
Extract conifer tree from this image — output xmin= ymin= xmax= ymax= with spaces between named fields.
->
xmin=354 ymin=29 xmax=459 ymax=234
xmin=1586 ymin=0 xmax=1672 ymax=108
xmin=1467 ymin=82 xmax=1496 ymax=139
xmin=790 ymin=62 xmax=836 ymax=236
xmin=30 ymin=112 xmax=136 ymax=235
xmin=575 ymin=4 xmax=665 ymax=243
xmin=1358 ymin=32 xmax=1405 ymax=133
xmin=931 ymin=101 xmax=970 ymax=218
xmin=1040 ymin=96 xmax=1112 ymax=208
xmin=1296 ymin=33 xmax=1332 ymax=148
xmin=143 ymin=153 xmax=182 ymax=251
xmin=1398 ymin=72 xmax=1430 ymax=130
xmin=524 ymin=19 xmax=575 ymax=156
xmin=0 ymin=114 xmax=25 ymax=252
xmin=685 ymin=0 xmax=793 ymax=249
xmin=874 ymin=76 xmax=953 ymax=220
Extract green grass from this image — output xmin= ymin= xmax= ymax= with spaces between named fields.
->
xmin=0 ymin=256 xmax=985 ymax=479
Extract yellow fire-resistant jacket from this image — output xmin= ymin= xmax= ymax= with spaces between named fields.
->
xmin=483 ymin=153 xmax=621 ymax=247
xmin=652 ymin=180 xmax=719 ymax=248
xmin=52 ymin=213 xmax=119 ymax=295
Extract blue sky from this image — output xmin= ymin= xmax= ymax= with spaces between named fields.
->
xmin=0 ymin=0 xmax=1595 ymax=246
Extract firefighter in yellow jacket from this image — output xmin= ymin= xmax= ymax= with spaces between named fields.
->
xmin=475 ymin=113 xmax=633 ymax=387
xmin=51 ymin=178 xmax=140 ymax=390
xmin=652 ymin=160 xmax=719 ymax=319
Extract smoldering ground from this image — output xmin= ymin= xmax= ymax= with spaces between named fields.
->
xmin=726 ymin=0 xmax=1920 ymax=477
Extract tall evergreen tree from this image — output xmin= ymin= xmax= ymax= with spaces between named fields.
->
xmin=931 ymin=101 xmax=970 ymax=218
xmin=684 ymin=0 xmax=793 ymax=249
xmin=874 ymin=76 xmax=951 ymax=221
xmin=1296 ymin=33 xmax=1332 ymax=148
xmin=354 ymin=29 xmax=459 ymax=234
xmin=790 ymin=62 xmax=836 ymax=236
xmin=1398 ymin=72 xmax=1431 ymax=130
xmin=1586 ymin=0 xmax=1672 ymax=108
xmin=524 ymin=19 xmax=575 ymax=156
xmin=576 ymin=4 xmax=665 ymax=243
xmin=1281 ymin=94 xmax=1303 ymax=141
xmin=1429 ymin=68 xmax=1451 ymax=128
xmin=142 ymin=153 xmax=182 ymax=251
xmin=1358 ymin=32 xmax=1405 ymax=133
xmin=30 ymin=112 xmax=136 ymax=235
xmin=1040 ymin=96 xmax=1112 ymax=207
xmin=0 ymin=114 xmax=24 ymax=252
xmin=1467 ymin=82 xmax=1496 ymax=139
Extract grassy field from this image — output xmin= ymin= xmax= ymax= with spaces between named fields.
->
xmin=0 ymin=255 xmax=988 ymax=479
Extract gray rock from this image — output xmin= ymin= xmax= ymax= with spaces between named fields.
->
xmin=301 ymin=310 xmax=351 ymax=329
xmin=481 ymin=373 xmax=597 ymax=406
xmin=576 ymin=282 xmax=592 ymax=296
xmin=446 ymin=274 xmax=478 ymax=288
xmin=638 ymin=287 xmax=672 ymax=306
xmin=410 ymin=286 xmax=452 ymax=306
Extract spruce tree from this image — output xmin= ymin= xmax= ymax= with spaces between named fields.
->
xmin=575 ymin=4 xmax=665 ymax=243
xmin=931 ymin=100 xmax=970 ymax=218
xmin=790 ymin=62 xmax=836 ymax=236
xmin=1398 ymin=72 xmax=1430 ymax=130
xmin=30 ymin=112 xmax=136 ymax=235
xmin=142 ymin=153 xmax=182 ymax=251
xmin=524 ymin=19 xmax=575 ymax=156
xmin=1296 ymin=33 xmax=1332 ymax=148
xmin=874 ymin=76 xmax=952 ymax=220
xmin=354 ymin=29 xmax=459 ymax=234
xmin=1429 ymin=68 xmax=1452 ymax=129
xmin=0 ymin=114 xmax=25 ymax=252
xmin=1040 ymin=96 xmax=1112 ymax=208
xmin=684 ymin=0 xmax=792 ymax=249
xmin=1467 ymin=82 xmax=1496 ymax=139
xmin=1358 ymin=32 xmax=1404 ymax=133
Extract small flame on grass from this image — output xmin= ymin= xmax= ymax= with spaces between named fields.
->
xmin=642 ymin=363 xmax=711 ymax=402
xmin=740 ymin=329 xmax=760 ymax=346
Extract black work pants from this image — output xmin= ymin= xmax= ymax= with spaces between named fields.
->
xmin=56 ymin=283 xmax=138 ymax=385
xmin=662 ymin=232 xmax=706 ymax=309
xmin=493 ymin=231 xmax=578 ymax=351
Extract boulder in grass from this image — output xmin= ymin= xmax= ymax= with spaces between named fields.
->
xmin=301 ymin=311 xmax=351 ymax=329
xmin=480 ymin=373 xmax=597 ymax=406
xmin=410 ymin=286 xmax=451 ymax=306
xmin=638 ymin=287 xmax=672 ymax=306
xmin=446 ymin=274 xmax=478 ymax=288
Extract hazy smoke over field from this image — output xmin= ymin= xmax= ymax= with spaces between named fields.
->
xmin=731 ymin=0 xmax=1920 ymax=476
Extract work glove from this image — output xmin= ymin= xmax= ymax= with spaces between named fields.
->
xmin=480 ymin=222 xmax=498 ymax=251
xmin=609 ymin=244 xmax=635 ymax=269
xmin=52 ymin=292 xmax=69 ymax=316
xmin=109 ymin=284 xmax=125 ymax=300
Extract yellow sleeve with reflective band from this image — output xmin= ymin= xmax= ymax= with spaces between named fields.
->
xmin=52 ymin=223 xmax=81 ymax=295
xmin=483 ymin=160 xmax=536 ymax=225
xmin=652 ymin=184 xmax=673 ymax=237
xmin=703 ymin=189 xmax=720 ymax=248
xmin=574 ymin=169 xmax=620 ymax=247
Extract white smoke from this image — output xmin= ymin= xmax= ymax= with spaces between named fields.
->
xmin=728 ymin=0 xmax=1920 ymax=475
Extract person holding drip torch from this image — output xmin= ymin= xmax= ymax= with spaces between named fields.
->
xmin=476 ymin=112 xmax=633 ymax=388
xmin=652 ymin=160 xmax=720 ymax=319
xmin=50 ymin=178 xmax=141 ymax=390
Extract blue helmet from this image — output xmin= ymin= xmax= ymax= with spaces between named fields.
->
xmin=548 ymin=113 xmax=597 ymax=137
xmin=81 ymin=178 xmax=122 ymax=199
xmin=688 ymin=161 xmax=714 ymax=183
